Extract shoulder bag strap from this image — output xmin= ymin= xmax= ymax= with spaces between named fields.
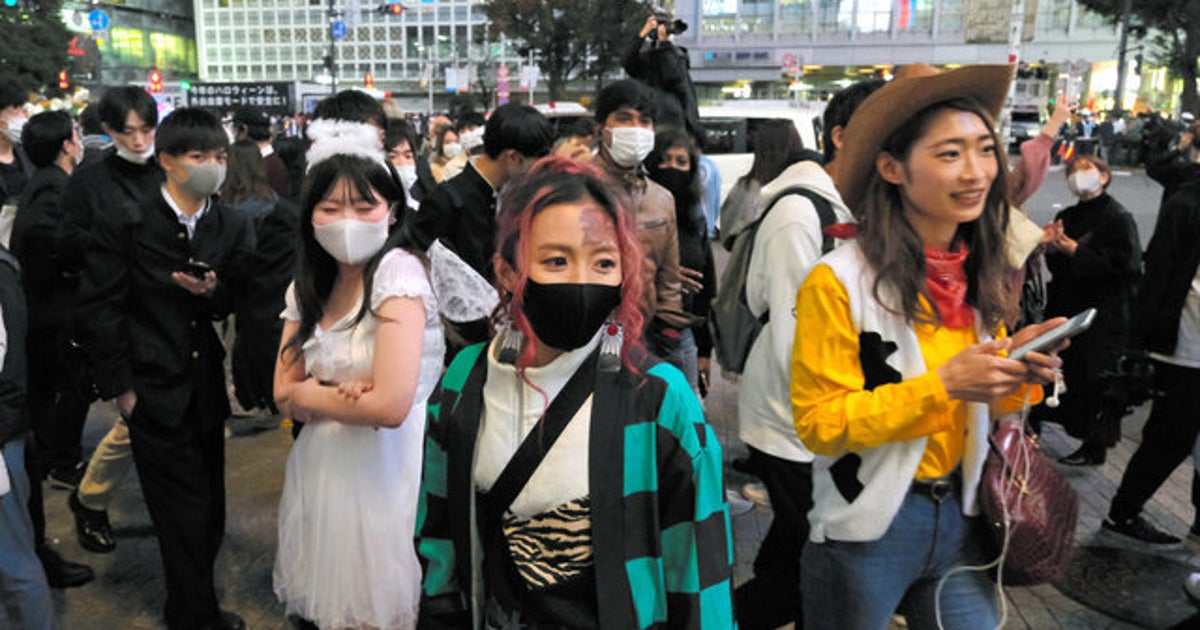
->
xmin=482 ymin=349 xmax=600 ymax=526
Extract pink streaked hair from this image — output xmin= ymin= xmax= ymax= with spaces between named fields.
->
xmin=494 ymin=156 xmax=646 ymax=375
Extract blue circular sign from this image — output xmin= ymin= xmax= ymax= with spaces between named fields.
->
xmin=88 ymin=9 xmax=110 ymax=31
xmin=331 ymin=20 xmax=347 ymax=40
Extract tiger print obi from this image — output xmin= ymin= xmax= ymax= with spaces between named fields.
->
xmin=502 ymin=496 xmax=594 ymax=588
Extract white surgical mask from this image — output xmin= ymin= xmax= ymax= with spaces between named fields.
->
xmin=441 ymin=142 xmax=463 ymax=159
xmin=1067 ymin=170 xmax=1103 ymax=197
xmin=396 ymin=164 xmax=418 ymax=191
xmin=461 ymin=128 xmax=484 ymax=151
xmin=3 ymin=116 xmax=27 ymax=145
xmin=116 ymin=144 xmax=155 ymax=165
xmin=313 ymin=217 xmax=389 ymax=265
xmin=606 ymin=126 xmax=655 ymax=168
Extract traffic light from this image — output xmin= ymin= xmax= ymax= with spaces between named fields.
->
xmin=58 ymin=70 xmax=69 ymax=90
xmin=2 ymin=0 xmax=18 ymax=8
xmin=364 ymin=72 xmax=374 ymax=89
xmin=148 ymin=69 xmax=163 ymax=93
xmin=378 ymin=2 xmax=402 ymax=15
xmin=180 ymin=79 xmax=192 ymax=91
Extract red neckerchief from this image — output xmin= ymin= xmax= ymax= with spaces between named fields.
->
xmin=925 ymin=246 xmax=975 ymax=329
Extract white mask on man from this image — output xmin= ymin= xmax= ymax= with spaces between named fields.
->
xmin=606 ymin=126 xmax=655 ymax=168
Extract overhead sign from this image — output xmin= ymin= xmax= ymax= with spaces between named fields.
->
xmin=331 ymin=20 xmax=348 ymax=40
xmin=187 ymin=82 xmax=292 ymax=116
xmin=87 ymin=9 xmax=109 ymax=31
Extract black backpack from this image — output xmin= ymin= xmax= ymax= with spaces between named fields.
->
xmin=710 ymin=186 xmax=836 ymax=375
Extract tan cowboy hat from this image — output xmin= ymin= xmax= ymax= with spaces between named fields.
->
xmin=833 ymin=63 xmax=1016 ymax=213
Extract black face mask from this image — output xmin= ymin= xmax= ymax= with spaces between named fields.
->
xmin=650 ymin=167 xmax=691 ymax=199
xmin=521 ymin=280 xmax=622 ymax=351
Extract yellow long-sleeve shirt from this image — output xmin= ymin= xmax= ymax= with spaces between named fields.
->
xmin=791 ymin=264 xmax=1040 ymax=481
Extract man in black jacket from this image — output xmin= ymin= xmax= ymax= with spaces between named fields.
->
xmin=1147 ymin=121 xmax=1200 ymax=210
xmin=1103 ymin=172 xmax=1200 ymax=547
xmin=14 ymin=111 xmax=90 ymax=489
xmin=12 ymin=110 xmax=97 ymax=589
xmin=409 ymin=103 xmax=553 ymax=357
xmin=623 ymin=12 xmax=702 ymax=142
xmin=75 ymin=108 xmax=250 ymax=630
xmin=63 ymin=87 xmax=161 ymax=557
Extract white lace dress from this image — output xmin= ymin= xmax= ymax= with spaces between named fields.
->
xmin=273 ymin=249 xmax=444 ymax=630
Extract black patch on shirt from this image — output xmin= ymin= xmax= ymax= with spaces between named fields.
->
xmin=859 ymin=332 xmax=902 ymax=391
xmin=829 ymin=454 xmax=864 ymax=503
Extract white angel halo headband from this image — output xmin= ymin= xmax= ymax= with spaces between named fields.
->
xmin=304 ymin=118 xmax=389 ymax=172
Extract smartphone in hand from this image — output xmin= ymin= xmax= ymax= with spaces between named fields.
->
xmin=178 ymin=259 xmax=213 ymax=280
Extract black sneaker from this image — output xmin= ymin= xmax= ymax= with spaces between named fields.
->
xmin=46 ymin=461 xmax=87 ymax=490
xmin=1102 ymin=515 xmax=1181 ymax=545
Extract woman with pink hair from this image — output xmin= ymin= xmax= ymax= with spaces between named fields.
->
xmin=415 ymin=157 xmax=735 ymax=629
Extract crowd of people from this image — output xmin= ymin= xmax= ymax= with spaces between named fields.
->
xmin=0 ymin=14 xmax=1198 ymax=630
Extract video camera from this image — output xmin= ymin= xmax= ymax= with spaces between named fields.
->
xmin=652 ymin=10 xmax=688 ymax=36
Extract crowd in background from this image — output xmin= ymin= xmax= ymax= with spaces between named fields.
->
xmin=0 ymin=11 xmax=1199 ymax=630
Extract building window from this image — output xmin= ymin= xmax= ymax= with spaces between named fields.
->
xmin=1036 ymin=0 xmax=1071 ymax=32
xmin=938 ymin=0 xmax=965 ymax=34
xmin=741 ymin=0 xmax=774 ymax=35
xmin=779 ymin=0 xmax=813 ymax=35
xmin=817 ymin=0 xmax=849 ymax=35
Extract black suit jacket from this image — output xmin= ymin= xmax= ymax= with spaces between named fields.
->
xmin=13 ymin=165 xmax=72 ymax=313
xmin=75 ymin=191 xmax=253 ymax=429
xmin=410 ymin=162 xmax=497 ymax=281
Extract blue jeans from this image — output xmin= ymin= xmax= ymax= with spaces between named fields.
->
xmin=802 ymin=488 xmax=999 ymax=630
xmin=658 ymin=327 xmax=699 ymax=396
xmin=0 ymin=437 xmax=53 ymax=630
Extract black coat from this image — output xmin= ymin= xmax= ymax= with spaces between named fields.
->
xmin=1045 ymin=193 xmax=1141 ymax=339
xmin=410 ymin=162 xmax=497 ymax=281
xmin=1146 ymin=149 xmax=1200 ymax=209
xmin=409 ymin=162 xmax=497 ymax=353
xmin=622 ymin=35 xmax=702 ymax=140
xmin=233 ymin=197 xmax=299 ymax=412
xmin=1137 ymin=177 xmax=1200 ymax=355
xmin=0 ymin=247 xmax=27 ymax=446
xmin=12 ymin=165 xmax=74 ymax=331
xmin=75 ymin=191 xmax=253 ymax=430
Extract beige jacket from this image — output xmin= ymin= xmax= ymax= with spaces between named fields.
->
xmin=600 ymin=155 xmax=691 ymax=330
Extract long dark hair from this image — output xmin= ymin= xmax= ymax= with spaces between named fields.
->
xmin=857 ymin=97 xmax=1014 ymax=328
xmin=220 ymin=139 xmax=276 ymax=205
xmin=281 ymin=154 xmax=409 ymax=364
xmin=738 ymin=118 xmax=802 ymax=186
xmin=646 ymin=128 xmax=703 ymax=238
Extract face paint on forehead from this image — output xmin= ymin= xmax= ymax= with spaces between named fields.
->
xmin=577 ymin=203 xmax=616 ymax=245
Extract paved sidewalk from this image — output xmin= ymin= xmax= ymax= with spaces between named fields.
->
xmin=4 ymin=371 xmax=1197 ymax=628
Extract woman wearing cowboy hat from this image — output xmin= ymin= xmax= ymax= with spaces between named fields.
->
xmin=790 ymin=64 xmax=1068 ymax=630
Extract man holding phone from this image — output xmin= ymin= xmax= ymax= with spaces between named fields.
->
xmin=74 ymin=108 xmax=251 ymax=630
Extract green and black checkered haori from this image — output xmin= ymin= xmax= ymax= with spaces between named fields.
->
xmin=415 ymin=343 xmax=736 ymax=629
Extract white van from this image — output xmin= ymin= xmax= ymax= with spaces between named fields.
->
xmin=699 ymin=102 xmax=826 ymax=202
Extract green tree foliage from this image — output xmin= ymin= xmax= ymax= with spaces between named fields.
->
xmin=481 ymin=0 xmax=652 ymax=101
xmin=0 ymin=0 xmax=71 ymax=95
xmin=1077 ymin=0 xmax=1200 ymax=114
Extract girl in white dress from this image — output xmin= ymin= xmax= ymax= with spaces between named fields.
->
xmin=273 ymin=121 xmax=444 ymax=630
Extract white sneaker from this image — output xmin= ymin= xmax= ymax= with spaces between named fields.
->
xmin=1185 ymin=573 xmax=1200 ymax=602
xmin=741 ymin=482 xmax=772 ymax=508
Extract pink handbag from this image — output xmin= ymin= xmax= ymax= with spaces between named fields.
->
xmin=979 ymin=418 xmax=1079 ymax=586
